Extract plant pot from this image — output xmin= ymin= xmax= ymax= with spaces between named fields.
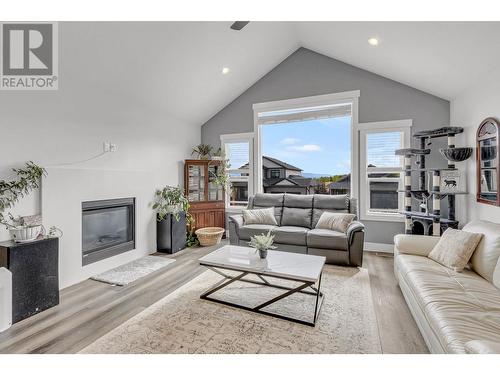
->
xmin=9 ymin=225 xmax=42 ymax=242
xmin=156 ymin=212 xmax=186 ymax=254
xmin=258 ymin=248 xmax=268 ymax=259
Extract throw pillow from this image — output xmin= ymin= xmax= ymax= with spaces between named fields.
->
xmin=428 ymin=228 xmax=483 ymax=271
xmin=242 ymin=207 xmax=278 ymax=226
xmin=315 ymin=212 xmax=355 ymax=233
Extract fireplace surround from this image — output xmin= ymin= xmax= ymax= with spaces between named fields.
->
xmin=82 ymin=198 xmax=136 ymax=266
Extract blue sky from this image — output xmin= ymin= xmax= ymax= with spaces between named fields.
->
xmin=261 ymin=116 xmax=351 ymax=176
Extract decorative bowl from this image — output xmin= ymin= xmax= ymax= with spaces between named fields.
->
xmin=195 ymin=227 xmax=225 ymax=246
xmin=9 ymin=225 xmax=42 ymax=242
xmin=439 ymin=147 xmax=473 ymax=162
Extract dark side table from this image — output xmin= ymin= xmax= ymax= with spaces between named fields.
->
xmin=0 ymin=237 xmax=59 ymax=323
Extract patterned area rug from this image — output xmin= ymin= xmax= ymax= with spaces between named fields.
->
xmin=81 ymin=265 xmax=381 ymax=353
xmin=91 ymin=256 xmax=176 ymax=286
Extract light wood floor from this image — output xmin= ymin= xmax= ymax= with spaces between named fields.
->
xmin=0 ymin=244 xmax=428 ymax=354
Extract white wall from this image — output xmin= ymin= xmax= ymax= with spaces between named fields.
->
xmin=0 ymin=23 xmax=199 ymax=286
xmin=451 ymin=67 xmax=500 ymax=224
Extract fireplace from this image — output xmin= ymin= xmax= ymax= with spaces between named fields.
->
xmin=82 ymin=198 xmax=136 ymax=265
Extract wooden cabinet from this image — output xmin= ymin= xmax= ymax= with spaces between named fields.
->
xmin=184 ymin=159 xmax=225 ymax=230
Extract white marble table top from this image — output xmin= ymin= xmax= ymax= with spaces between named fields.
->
xmin=199 ymin=245 xmax=326 ymax=283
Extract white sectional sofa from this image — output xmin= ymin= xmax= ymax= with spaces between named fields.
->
xmin=394 ymin=220 xmax=500 ymax=354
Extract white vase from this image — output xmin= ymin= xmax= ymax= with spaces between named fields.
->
xmin=9 ymin=225 xmax=42 ymax=242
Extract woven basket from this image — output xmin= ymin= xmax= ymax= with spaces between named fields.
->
xmin=195 ymin=227 xmax=225 ymax=247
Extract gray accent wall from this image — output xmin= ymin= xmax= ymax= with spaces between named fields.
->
xmin=201 ymin=48 xmax=451 ymax=244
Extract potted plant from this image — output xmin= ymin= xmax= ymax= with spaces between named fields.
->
xmin=152 ymin=186 xmax=189 ymax=253
xmin=191 ymin=144 xmax=213 ymax=160
xmin=211 ymin=147 xmax=223 ymax=160
xmin=248 ymin=230 xmax=277 ymax=259
xmin=0 ymin=162 xmax=46 ymax=242
xmin=209 ymin=153 xmax=231 ymax=191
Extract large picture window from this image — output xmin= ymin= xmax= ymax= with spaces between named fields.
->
xmin=253 ymin=91 xmax=360 ymax=198
xmin=359 ymin=120 xmax=411 ymax=221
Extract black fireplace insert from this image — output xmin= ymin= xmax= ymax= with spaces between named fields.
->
xmin=82 ymin=197 xmax=135 ymax=265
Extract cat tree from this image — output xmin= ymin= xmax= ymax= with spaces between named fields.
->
xmin=395 ymin=127 xmax=472 ymax=236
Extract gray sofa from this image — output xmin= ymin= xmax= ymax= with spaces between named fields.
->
xmin=228 ymin=193 xmax=365 ymax=267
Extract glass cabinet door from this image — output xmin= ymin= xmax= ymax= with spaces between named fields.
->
xmin=187 ymin=164 xmax=205 ymax=202
xmin=208 ymin=164 xmax=224 ymax=201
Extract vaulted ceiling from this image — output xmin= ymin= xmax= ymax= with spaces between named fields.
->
xmin=64 ymin=21 xmax=500 ymax=126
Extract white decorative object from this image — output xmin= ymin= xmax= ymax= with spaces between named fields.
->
xmin=0 ymin=268 xmax=12 ymax=332
xmin=9 ymin=225 xmax=42 ymax=242
xmin=440 ymin=169 xmax=465 ymax=194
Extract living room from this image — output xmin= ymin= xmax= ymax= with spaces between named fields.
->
xmin=1 ymin=1 xmax=500 ymax=373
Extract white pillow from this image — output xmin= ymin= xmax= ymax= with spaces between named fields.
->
xmin=428 ymin=228 xmax=483 ymax=272
xmin=242 ymin=207 xmax=277 ymax=226
xmin=315 ymin=212 xmax=355 ymax=233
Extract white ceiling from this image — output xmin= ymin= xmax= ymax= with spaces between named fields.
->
xmin=296 ymin=22 xmax=500 ymax=100
xmin=67 ymin=22 xmax=500 ymax=126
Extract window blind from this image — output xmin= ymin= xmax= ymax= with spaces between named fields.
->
xmin=257 ymin=103 xmax=352 ymax=125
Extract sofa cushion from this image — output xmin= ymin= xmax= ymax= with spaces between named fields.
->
xmin=396 ymin=253 xmax=500 ymax=353
xmin=463 ymin=220 xmax=500 ymax=287
xmin=251 ymin=193 xmax=284 ymax=225
xmin=464 ymin=340 xmax=500 ymax=354
xmin=307 ymin=228 xmax=348 ymax=250
xmin=283 ymin=194 xmax=314 ymax=208
xmin=239 ymin=224 xmax=277 ymax=241
xmin=272 ymin=226 xmax=308 ymax=246
xmin=428 ymin=228 xmax=483 ymax=272
xmin=312 ymin=194 xmax=350 ymax=227
xmin=281 ymin=207 xmax=312 ymax=228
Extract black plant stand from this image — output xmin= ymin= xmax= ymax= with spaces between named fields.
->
xmin=156 ymin=212 xmax=186 ymax=254
xmin=0 ymin=237 xmax=59 ymax=323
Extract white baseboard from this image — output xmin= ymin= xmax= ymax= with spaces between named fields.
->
xmin=364 ymin=242 xmax=394 ymax=253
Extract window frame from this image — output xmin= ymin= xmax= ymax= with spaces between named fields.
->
xmin=359 ymin=119 xmax=412 ymax=222
xmin=220 ymin=132 xmax=255 ymax=210
xmin=253 ymin=90 xmax=360 ymax=198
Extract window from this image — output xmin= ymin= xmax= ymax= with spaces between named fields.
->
xmin=253 ymin=91 xmax=360 ymax=197
xmin=359 ymin=120 xmax=411 ymax=221
xmin=220 ymin=133 xmax=254 ymax=208
xmin=270 ymin=169 xmax=280 ymax=178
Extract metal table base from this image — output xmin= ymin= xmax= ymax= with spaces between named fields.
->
xmin=200 ymin=265 xmax=324 ymax=327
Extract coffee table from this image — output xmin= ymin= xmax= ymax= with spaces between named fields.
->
xmin=198 ymin=245 xmax=326 ymax=327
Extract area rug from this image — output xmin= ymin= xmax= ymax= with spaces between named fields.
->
xmin=91 ymin=256 xmax=176 ymax=286
xmin=81 ymin=265 xmax=381 ymax=353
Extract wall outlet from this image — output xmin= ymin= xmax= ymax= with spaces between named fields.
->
xmin=103 ymin=141 xmax=111 ymax=152
xmin=103 ymin=141 xmax=117 ymax=153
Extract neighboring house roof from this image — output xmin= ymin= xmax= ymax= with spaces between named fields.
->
xmin=264 ymin=176 xmax=313 ymax=188
xmin=328 ymin=174 xmax=351 ymax=190
xmin=239 ymin=156 xmax=302 ymax=172
xmin=262 ymin=156 xmax=302 ymax=172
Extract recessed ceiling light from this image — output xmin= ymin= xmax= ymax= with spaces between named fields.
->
xmin=368 ymin=38 xmax=379 ymax=46
xmin=222 ymin=67 xmax=230 ymax=75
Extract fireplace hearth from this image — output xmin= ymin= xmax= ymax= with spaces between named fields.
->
xmin=82 ymin=198 xmax=136 ymax=265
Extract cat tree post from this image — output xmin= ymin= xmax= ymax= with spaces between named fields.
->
xmin=432 ymin=170 xmax=441 ymax=237
xmin=404 ymin=155 xmax=412 ymax=234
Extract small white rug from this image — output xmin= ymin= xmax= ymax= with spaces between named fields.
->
xmin=81 ymin=265 xmax=381 ymax=353
xmin=91 ymin=256 xmax=176 ymax=286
